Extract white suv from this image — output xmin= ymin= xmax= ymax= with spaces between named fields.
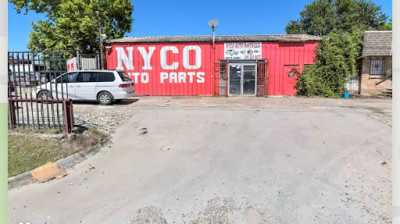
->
xmin=36 ymin=70 xmax=135 ymax=105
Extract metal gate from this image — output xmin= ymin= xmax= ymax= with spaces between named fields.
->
xmin=215 ymin=61 xmax=228 ymax=96
xmin=8 ymin=51 xmax=74 ymax=133
xmin=257 ymin=60 xmax=268 ymax=96
xmin=345 ymin=73 xmax=360 ymax=93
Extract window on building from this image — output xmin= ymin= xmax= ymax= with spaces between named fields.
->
xmin=369 ymin=57 xmax=386 ymax=76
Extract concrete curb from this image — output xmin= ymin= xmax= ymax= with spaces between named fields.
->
xmin=7 ymin=170 xmax=34 ymax=190
xmin=8 ymin=141 xmax=110 ymax=190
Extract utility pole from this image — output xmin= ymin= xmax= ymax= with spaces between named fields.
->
xmin=208 ymin=20 xmax=219 ymax=96
xmin=96 ymin=11 xmax=104 ymax=69
xmin=393 ymin=0 xmax=400 ymax=223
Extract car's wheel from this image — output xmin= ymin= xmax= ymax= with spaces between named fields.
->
xmin=37 ymin=90 xmax=52 ymax=99
xmin=97 ymin=92 xmax=114 ymax=105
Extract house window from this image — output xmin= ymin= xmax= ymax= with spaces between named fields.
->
xmin=370 ymin=57 xmax=386 ymax=76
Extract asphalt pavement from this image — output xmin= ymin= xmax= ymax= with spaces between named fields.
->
xmin=8 ymin=97 xmax=392 ymax=224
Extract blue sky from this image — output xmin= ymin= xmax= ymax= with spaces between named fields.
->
xmin=8 ymin=0 xmax=392 ymax=51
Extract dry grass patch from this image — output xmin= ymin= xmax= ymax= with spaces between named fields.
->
xmin=8 ymin=128 xmax=109 ymax=177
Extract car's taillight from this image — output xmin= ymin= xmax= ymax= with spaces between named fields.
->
xmin=119 ymin=83 xmax=131 ymax=88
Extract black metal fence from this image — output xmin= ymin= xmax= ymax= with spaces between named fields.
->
xmin=8 ymin=51 xmax=74 ymax=133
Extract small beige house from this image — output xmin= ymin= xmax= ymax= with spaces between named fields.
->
xmin=359 ymin=31 xmax=392 ymax=96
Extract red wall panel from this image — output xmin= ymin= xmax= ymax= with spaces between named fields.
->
xmin=261 ymin=41 xmax=318 ymax=95
xmin=106 ymin=40 xmax=318 ymax=96
xmin=106 ymin=42 xmax=214 ymax=96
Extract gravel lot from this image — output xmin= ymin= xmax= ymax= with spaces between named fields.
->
xmin=73 ymin=99 xmax=139 ymax=134
xmin=9 ymin=96 xmax=392 ymax=224
xmin=73 ymin=96 xmax=392 ymax=133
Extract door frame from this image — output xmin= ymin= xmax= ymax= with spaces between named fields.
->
xmin=227 ymin=63 xmax=257 ymax=96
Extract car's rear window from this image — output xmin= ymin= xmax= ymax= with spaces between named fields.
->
xmin=118 ymin=71 xmax=132 ymax=82
xmin=97 ymin=72 xmax=115 ymax=82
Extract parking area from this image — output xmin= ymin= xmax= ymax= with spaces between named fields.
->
xmin=8 ymin=97 xmax=392 ymax=224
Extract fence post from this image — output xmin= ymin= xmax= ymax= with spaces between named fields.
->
xmin=63 ymin=99 xmax=74 ymax=134
xmin=8 ymin=98 xmax=16 ymax=129
xmin=69 ymin=100 xmax=74 ymax=129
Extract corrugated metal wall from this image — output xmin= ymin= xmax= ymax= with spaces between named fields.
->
xmin=213 ymin=41 xmax=317 ymax=96
xmin=106 ymin=43 xmax=214 ymax=96
xmin=67 ymin=57 xmax=98 ymax=71
xmin=106 ymin=40 xmax=318 ymax=96
xmin=81 ymin=58 xmax=98 ymax=70
xmin=264 ymin=42 xmax=317 ymax=95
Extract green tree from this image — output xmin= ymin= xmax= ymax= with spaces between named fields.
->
xmin=287 ymin=0 xmax=390 ymax=97
xmin=383 ymin=19 xmax=392 ymax=30
xmin=286 ymin=0 xmax=336 ymax=36
xmin=286 ymin=0 xmax=390 ymax=35
xmin=9 ymin=0 xmax=134 ymax=55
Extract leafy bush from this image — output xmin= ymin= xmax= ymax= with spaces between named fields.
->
xmin=295 ymin=31 xmax=361 ymax=97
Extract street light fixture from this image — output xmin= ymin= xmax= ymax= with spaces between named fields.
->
xmin=208 ymin=19 xmax=219 ymax=47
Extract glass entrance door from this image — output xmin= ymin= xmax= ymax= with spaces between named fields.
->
xmin=242 ymin=65 xmax=256 ymax=95
xmin=228 ymin=64 xmax=257 ymax=95
xmin=229 ymin=64 xmax=242 ymax=95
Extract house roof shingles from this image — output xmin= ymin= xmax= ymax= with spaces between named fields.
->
xmin=108 ymin=34 xmax=322 ymax=43
xmin=362 ymin=31 xmax=392 ymax=57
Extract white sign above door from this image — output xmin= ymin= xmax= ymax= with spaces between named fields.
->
xmin=224 ymin=42 xmax=262 ymax=60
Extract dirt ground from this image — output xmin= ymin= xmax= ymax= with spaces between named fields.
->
xmin=8 ymin=96 xmax=392 ymax=224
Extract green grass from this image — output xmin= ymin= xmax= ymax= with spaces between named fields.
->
xmin=8 ymin=128 xmax=109 ymax=177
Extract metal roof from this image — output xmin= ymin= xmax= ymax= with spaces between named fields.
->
xmin=108 ymin=34 xmax=322 ymax=43
xmin=361 ymin=31 xmax=392 ymax=57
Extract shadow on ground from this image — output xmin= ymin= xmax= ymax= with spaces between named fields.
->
xmin=72 ymin=98 xmax=139 ymax=105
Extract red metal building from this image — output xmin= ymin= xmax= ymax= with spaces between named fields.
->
xmin=105 ymin=34 xmax=320 ymax=96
